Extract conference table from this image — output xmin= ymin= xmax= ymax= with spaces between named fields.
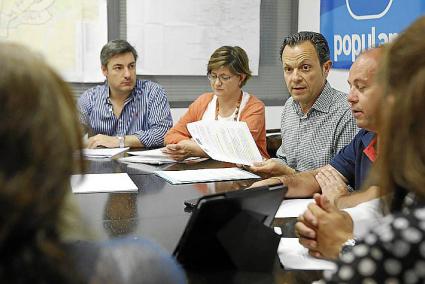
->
xmin=68 ymin=155 xmax=324 ymax=284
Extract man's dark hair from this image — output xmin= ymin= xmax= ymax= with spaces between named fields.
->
xmin=279 ymin=31 xmax=330 ymax=65
xmin=100 ymin=39 xmax=138 ymax=66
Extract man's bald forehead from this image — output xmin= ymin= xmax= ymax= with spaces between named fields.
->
xmin=357 ymin=46 xmax=384 ymax=61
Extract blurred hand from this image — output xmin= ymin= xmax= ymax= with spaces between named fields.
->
xmin=296 ymin=193 xmax=354 ymax=260
xmin=248 ymin=159 xmax=295 ymax=178
xmin=295 ymin=199 xmax=319 ymax=243
xmin=315 ymin=166 xmax=349 ymax=207
xmin=87 ymin=134 xmax=118 ymax=148
xmin=213 ymin=180 xmax=256 ymax=192
xmin=163 ymin=140 xmax=204 ymax=161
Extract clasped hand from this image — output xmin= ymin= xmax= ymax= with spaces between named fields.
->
xmin=295 ymin=193 xmax=354 ymax=260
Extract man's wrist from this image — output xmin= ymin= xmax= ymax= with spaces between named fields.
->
xmin=335 ymin=194 xmax=351 ymax=209
xmin=283 ymin=165 xmax=296 ymax=175
xmin=269 ymin=176 xmax=285 ymax=185
xmin=273 ymin=161 xmax=296 ymax=176
xmin=335 ymin=196 xmax=345 ymax=209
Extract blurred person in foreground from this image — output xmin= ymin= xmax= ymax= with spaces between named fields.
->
xmin=0 ymin=42 xmax=185 ymax=284
xmin=300 ymin=16 xmax=425 ymax=283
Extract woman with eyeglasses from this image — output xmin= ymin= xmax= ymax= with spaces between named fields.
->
xmin=163 ymin=46 xmax=269 ymax=161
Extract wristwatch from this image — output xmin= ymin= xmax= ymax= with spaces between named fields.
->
xmin=117 ymin=135 xmax=125 ymax=148
xmin=339 ymin=238 xmax=356 ymax=257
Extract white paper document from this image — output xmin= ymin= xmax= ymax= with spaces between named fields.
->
xmin=278 ymin=238 xmax=337 ymax=271
xmin=275 ymin=199 xmax=314 ymax=218
xmin=71 ymin=173 xmax=138 ymax=193
xmin=155 ymin=168 xmax=260 ymax=185
xmin=82 ymin=147 xmax=129 ymax=158
xmin=187 ymin=121 xmax=263 ymax=166
xmin=120 ymin=155 xmax=176 ymax=165
xmin=128 ymin=148 xmax=172 ymax=158
xmin=125 ymin=148 xmax=201 ymax=164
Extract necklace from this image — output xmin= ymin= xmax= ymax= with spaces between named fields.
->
xmin=215 ymin=92 xmax=243 ymax=121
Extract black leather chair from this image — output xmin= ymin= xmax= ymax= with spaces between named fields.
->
xmin=266 ymin=129 xmax=282 ymax=158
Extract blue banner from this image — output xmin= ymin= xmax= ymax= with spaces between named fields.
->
xmin=320 ymin=0 xmax=425 ymax=69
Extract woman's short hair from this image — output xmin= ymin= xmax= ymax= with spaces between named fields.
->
xmin=207 ymin=46 xmax=252 ymax=87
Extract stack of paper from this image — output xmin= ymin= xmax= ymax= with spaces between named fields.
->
xmin=82 ymin=147 xmax=129 ymax=158
xmin=120 ymin=154 xmax=176 ymax=165
xmin=122 ymin=148 xmax=201 ymax=164
xmin=187 ymin=121 xmax=263 ymax=166
xmin=155 ymin=167 xmax=260 ymax=185
xmin=275 ymin=199 xmax=314 ymax=218
xmin=71 ymin=173 xmax=138 ymax=193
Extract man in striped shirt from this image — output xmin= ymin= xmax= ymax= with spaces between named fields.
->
xmin=78 ymin=40 xmax=173 ymax=148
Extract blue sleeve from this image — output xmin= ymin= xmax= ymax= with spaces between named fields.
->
xmin=77 ymin=89 xmax=93 ymax=133
xmin=329 ymin=133 xmax=359 ymax=187
xmin=134 ymin=83 xmax=173 ymax=147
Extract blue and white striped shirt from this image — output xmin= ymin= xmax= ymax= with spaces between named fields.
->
xmin=78 ymin=79 xmax=173 ymax=147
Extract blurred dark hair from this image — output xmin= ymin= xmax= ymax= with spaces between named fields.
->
xmin=100 ymin=39 xmax=138 ymax=66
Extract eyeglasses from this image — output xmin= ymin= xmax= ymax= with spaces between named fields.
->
xmin=207 ymin=73 xmax=235 ymax=84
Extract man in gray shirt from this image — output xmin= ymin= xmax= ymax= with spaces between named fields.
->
xmin=250 ymin=31 xmax=357 ymax=177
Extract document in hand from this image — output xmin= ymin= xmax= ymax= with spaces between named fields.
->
xmin=82 ymin=147 xmax=129 ymax=158
xmin=187 ymin=121 xmax=262 ymax=166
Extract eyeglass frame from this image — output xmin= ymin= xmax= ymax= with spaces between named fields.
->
xmin=207 ymin=73 xmax=238 ymax=84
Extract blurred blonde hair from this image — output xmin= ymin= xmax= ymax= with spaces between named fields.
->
xmin=0 ymin=43 xmax=84 ymax=283
xmin=372 ymin=16 xmax=425 ymax=210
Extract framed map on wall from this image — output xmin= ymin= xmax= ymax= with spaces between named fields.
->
xmin=0 ymin=0 xmax=107 ymax=82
